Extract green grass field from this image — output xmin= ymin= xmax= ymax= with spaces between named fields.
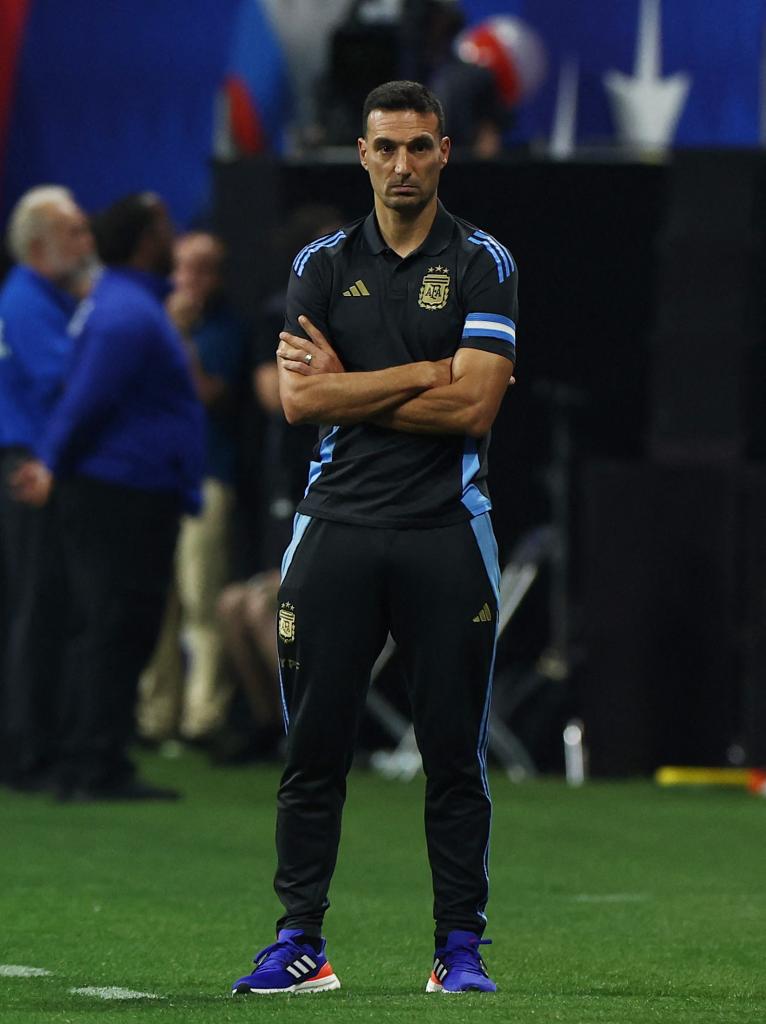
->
xmin=1 ymin=750 xmax=764 ymax=1023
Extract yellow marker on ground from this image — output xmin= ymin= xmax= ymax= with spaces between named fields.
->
xmin=655 ymin=766 xmax=766 ymax=794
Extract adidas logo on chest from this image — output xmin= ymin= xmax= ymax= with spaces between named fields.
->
xmin=342 ymin=279 xmax=370 ymax=297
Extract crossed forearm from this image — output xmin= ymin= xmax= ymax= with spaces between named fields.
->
xmin=279 ymin=361 xmax=447 ymax=426
xmin=279 ymin=331 xmax=509 ymax=436
xmin=373 ymin=382 xmax=484 ymax=436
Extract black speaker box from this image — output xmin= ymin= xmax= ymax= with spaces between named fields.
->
xmin=581 ymin=461 xmax=740 ymax=775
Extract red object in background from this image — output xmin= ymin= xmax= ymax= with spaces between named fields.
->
xmin=224 ymin=75 xmax=265 ymax=155
xmin=748 ymin=769 xmax=766 ymax=797
xmin=455 ymin=16 xmax=547 ymax=108
xmin=0 ymin=0 xmax=31 ymax=201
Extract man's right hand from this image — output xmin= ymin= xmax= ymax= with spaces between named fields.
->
xmin=166 ymin=290 xmax=202 ymax=335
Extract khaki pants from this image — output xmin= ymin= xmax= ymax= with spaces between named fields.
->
xmin=137 ymin=478 xmax=234 ymax=741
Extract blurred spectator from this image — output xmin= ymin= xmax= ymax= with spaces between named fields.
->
xmin=138 ymin=232 xmax=246 ymax=745
xmin=14 ymin=193 xmax=205 ymax=801
xmin=215 ymin=568 xmax=284 ymax=761
xmin=0 ymin=185 xmax=95 ymax=791
xmin=314 ymin=1 xmax=506 ymax=156
xmin=419 ymin=1 xmax=507 ymax=158
xmin=253 ymin=205 xmax=344 ymax=566
xmin=213 ymin=205 xmax=342 ymax=761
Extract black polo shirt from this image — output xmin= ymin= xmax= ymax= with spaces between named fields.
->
xmin=284 ymin=201 xmax=518 ymax=528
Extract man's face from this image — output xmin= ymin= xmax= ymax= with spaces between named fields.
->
xmin=358 ymin=109 xmax=450 ymax=214
xmin=38 ymin=203 xmax=95 ymax=284
xmin=172 ymin=234 xmax=223 ymax=306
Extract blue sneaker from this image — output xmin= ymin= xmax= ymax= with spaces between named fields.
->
xmin=425 ymin=931 xmax=497 ymax=993
xmin=231 ymin=929 xmax=340 ymax=995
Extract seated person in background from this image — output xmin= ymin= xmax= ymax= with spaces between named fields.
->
xmin=138 ymin=232 xmax=246 ymax=747
xmin=215 ymin=568 xmax=284 ymax=761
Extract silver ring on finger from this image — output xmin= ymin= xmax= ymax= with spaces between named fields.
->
xmin=304 ymin=352 xmax=313 ymax=366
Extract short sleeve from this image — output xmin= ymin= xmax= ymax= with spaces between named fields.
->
xmin=459 ymin=232 xmax=518 ymax=363
xmin=284 ymin=233 xmax=342 ymax=339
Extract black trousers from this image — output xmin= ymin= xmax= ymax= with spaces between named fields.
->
xmin=0 ymin=449 xmax=68 ymax=782
xmin=274 ymin=514 xmax=500 ymax=940
xmin=56 ymin=477 xmax=180 ymax=790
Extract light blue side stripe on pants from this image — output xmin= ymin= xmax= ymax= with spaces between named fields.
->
xmin=277 ymin=513 xmax=313 ymax=730
xmin=469 ymin=511 xmax=501 ymax=921
xmin=280 ymin=513 xmax=313 ymax=581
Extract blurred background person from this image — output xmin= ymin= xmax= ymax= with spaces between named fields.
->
xmin=215 ymin=568 xmax=284 ymax=762
xmin=137 ymin=232 xmax=246 ymax=748
xmin=0 ymin=186 xmax=95 ymax=792
xmin=251 ymin=206 xmax=344 ymax=568
xmin=416 ymin=0 xmax=508 ymax=158
xmin=14 ymin=193 xmax=205 ymax=801
xmin=314 ymin=0 xmax=508 ymax=157
xmin=212 ymin=205 xmax=342 ymax=763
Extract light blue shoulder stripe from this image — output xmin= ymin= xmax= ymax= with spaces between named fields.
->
xmin=467 ymin=231 xmax=515 ymax=284
xmin=474 ymin=229 xmax=515 ymax=275
xmin=468 ymin=235 xmax=505 ymax=283
xmin=292 ymin=230 xmax=339 ymax=272
xmin=293 ymin=230 xmax=346 ymax=277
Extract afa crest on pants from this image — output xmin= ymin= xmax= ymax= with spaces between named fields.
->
xmin=279 ymin=602 xmax=296 ymax=643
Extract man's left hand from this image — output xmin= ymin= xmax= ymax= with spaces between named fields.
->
xmin=10 ymin=460 xmax=54 ymax=507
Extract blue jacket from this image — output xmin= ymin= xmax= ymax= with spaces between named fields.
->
xmin=0 ymin=265 xmax=78 ymax=451
xmin=40 ymin=268 xmax=205 ymax=514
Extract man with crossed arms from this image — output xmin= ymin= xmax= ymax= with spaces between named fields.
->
xmin=232 ymin=79 xmax=517 ymax=997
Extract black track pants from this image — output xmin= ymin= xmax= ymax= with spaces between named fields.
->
xmin=274 ymin=514 xmax=499 ymax=939
xmin=0 ymin=449 xmax=67 ymax=781
xmin=57 ymin=477 xmax=180 ymax=789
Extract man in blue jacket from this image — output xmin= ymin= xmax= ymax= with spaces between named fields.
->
xmin=15 ymin=193 xmax=205 ymax=801
xmin=0 ymin=185 xmax=95 ymax=790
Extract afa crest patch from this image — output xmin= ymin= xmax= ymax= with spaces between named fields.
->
xmin=278 ymin=602 xmax=296 ymax=643
xmin=418 ymin=266 xmax=450 ymax=310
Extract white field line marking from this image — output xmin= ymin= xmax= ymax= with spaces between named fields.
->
xmin=572 ymin=893 xmax=649 ymax=903
xmin=69 ymin=986 xmax=159 ymax=1000
xmin=0 ymin=965 xmax=52 ymax=977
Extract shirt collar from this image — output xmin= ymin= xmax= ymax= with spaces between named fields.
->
xmin=362 ymin=199 xmax=455 ymax=257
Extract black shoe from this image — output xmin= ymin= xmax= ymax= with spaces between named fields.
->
xmin=56 ymin=778 xmax=182 ymax=803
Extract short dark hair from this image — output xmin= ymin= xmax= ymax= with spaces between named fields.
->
xmin=92 ymin=192 xmax=162 ymax=266
xmin=362 ymin=80 xmax=445 ymax=139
